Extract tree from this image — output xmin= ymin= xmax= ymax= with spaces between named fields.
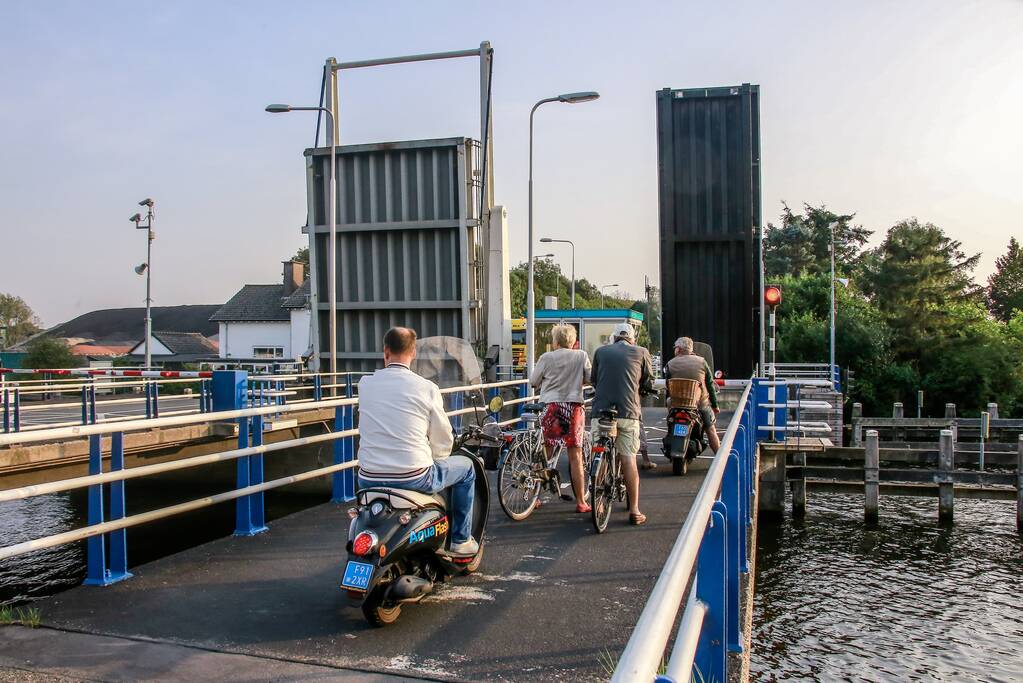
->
xmin=0 ymin=294 xmax=41 ymax=348
xmin=988 ymin=237 xmax=1023 ymax=322
xmin=764 ymin=203 xmax=871 ymax=277
xmin=291 ymin=246 xmax=309 ymax=266
xmin=859 ymin=218 xmax=981 ymax=360
xmin=508 ymin=260 xmax=635 ymax=317
xmin=23 ymin=337 xmax=77 ymax=370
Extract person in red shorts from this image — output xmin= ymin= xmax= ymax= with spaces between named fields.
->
xmin=531 ymin=324 xmax=592 ymax=512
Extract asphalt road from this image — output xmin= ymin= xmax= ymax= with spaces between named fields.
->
xmin=20 ymin=407 xmax=725 ymax=682
xmin=16 ymin=395 xmax=202 ymax=429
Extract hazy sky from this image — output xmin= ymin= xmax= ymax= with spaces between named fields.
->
xmin=2 ymin=1 xmax=1021 ymax=326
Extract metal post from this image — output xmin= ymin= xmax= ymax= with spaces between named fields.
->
xmin=759 ymin=216 xmax=766 ymax=377
xmin=945 ymin=403 xmax=956 ymax=419
xmin=107 ymin=431 xmax=132 ymax=583
xmin=829 ymin=222 xmax=836 ymax=391
xmin=450 ymin=391 xmax=464 ymax=433
xmin=248 ymin=413 xmax=268 ymax=534
xmin=81 ymin=385 xmax=88 ymax=425
xmin=768 ymin=309 xmax=777 ymax=441
xmin=342 ymin=379 xmax=355 ymax=501
xmin=89 ymin=381 xmax=97 ymax=424
xmin=791 ymin=450 xmax=806 ymax=518
xmin=314 ymin=374 xmax=323 ymax=401
xmin=144 ymin=381 xmax=152 ymax=419
xmin=988 ymin=402 xmax=999 ymax=420
xmin=2 ymin=387 xmax=8 ymax=433
xmin=234 ymin=415 xmax=255 ymax=535
xmin=84 ymin=434 xmax=107 ymax=585
xmin=151 ymin=379 xmax=159 ymax=418
xmin=145 ymin=222 xmax=153 ymax=370
xmin=917 ymin=390 xmax=924 ymax=418
xmin=864 ymin=430 xmax=879 ymax=523
xmin=722 ymin=453 xmax=743 ymax=653
xmin=938 ymin=429 xmax=954 ymax=523
xmin=12 ymin=388 xmax=19 ymax=432
xmin=1016 ymin=435 xmax=1022 ymax=534
xmin=694 ymin=505 xmax=727 ymax=682
xmin=893 ymin=402 xmax=904 ymax=419
xmin=852 ymin=402 xmax=863 ymax=445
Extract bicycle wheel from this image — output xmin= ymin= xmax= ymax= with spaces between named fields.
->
xmin=590 ymin=446 xmax=615 ymax=533
xmin=498 ymin=435 xmax=542 ymax=521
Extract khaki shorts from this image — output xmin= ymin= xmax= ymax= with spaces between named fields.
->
xmin=591 ymin=417 xmax=642 ymax=458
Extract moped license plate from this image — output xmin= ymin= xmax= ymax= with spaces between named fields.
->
xmin=673 ymin=423 xmax=689 ymax=437
xmin=341 ymin=560 xmax=374 ymax=590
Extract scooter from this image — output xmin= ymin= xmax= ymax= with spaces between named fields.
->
xmin=340 ymin=400 xmax=503 ymax=626
xmin=663 ymin=406 xmax=708 ymax=476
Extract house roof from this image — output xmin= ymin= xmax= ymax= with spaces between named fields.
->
xmin=210 ymin=285 xmax=291 ymax=322
xmin=282 ymin=280 xmax=310 ymax=309
xmin=128 ymin=331 xmax=219 ymax=361
xmin=70 ymin=344 xmax=134 ymax=357
xmin=35 ymin=305 xmax=221 ymax=346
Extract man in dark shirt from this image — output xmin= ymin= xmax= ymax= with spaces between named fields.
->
xmin=591 ymin=322 xmax=654 ymax=525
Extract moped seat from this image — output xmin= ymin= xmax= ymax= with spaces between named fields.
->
xmin=359 ymin=487 xmax=446 ymax=509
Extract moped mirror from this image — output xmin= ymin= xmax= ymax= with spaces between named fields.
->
xmin=488 ymin=395 xmax=505 ymax=414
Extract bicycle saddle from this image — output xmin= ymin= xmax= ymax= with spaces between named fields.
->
xmin=599 ymin=408 xmax=618 ymax=419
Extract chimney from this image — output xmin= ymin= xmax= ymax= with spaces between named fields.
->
xmin=283 ymin=260 xmax=304 ymax=296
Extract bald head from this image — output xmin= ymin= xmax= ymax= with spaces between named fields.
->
xmin=383 ymin=327 xmax=417 ymax=365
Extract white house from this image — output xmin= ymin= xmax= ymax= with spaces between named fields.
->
xmin=211 ymin=261 xmax=311 ymax=361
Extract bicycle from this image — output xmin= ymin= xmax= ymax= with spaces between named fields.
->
xmin=497 ymin=402 xmax=591 ymax=521
xmin=589 ymin=408 xmax=626 ymax=533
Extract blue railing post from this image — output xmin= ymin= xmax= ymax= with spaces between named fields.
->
xmin=81 ymin=385 xmax=89 ymax=425
xmin=151 ymin=379 xmax=160 ymax=418
xmin=2 ymin=387 xmax=8 ymax=433
xmin=332 ymin=379 xmax=356 ymax=503
xmin=107 ymin=431 xmax=131 ymax=583
xmin=144 ymin=381 xmax=152 ymax=419
xmin=695 ymin=504 xmax=728 ymax=682
xmin=450 ymin=391 xmax=464 ymax=433
xmin=234 ymin=414 xmax=256 ymax=536
xmin=722 ymin=452 xmax=744 ymax=652
xmin=247 ymin=413 xmax=268 ymax=534
xmin=84 ymin=434 xmax=107 ymax=585
xmin=199 ymin=379 xmax=207 ymax=413
xmin=12 ymin=388 xmax=19 ymax=432
xmin=314 ymin=374 xmax=322 ymax=401
xmin=89 ymin=381 xmax=97 ymax=424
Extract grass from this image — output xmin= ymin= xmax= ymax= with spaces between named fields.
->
xmin=0 ymin=605 xmax=41 ymax=628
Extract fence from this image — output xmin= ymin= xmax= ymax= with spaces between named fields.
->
xmin=0 ymin=372 xmax=535 ymax=587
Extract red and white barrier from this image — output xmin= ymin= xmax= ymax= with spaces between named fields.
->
xmin=0 ymin=368 xmax=212 ymax=379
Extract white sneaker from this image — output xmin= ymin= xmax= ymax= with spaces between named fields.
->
xmin=449 ymin=537 xmax=479 ymax=556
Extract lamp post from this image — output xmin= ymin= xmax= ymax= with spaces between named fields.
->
xmin=540 ymin=237 xmax=575 ymax=309
xmin=600 ymin=283 xmax=619 ymax=308
xmin=527 ymin=91 xmax=599 ymax=378
xmin=266 ymin=104 xmax=337 ymax=392
xmin=130 ymin=199 xmax=155 ymax=370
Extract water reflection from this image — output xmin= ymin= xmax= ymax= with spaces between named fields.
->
xmin=753 ymin=492 xmax=1023 ymax=682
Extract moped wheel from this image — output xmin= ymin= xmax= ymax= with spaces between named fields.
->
xmin=590 ymin=453 xmax=614 ymax=534
xmin=362 ymin=585 xmax=401 ymax=627
xmin=672 ymin=457 xmax=687 ymax=476
xmin=498 ymin=441 xmax=541 ymax=521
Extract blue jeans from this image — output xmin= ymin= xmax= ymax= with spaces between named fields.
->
xmin=358 ymin=456 xmax=476 ymax=544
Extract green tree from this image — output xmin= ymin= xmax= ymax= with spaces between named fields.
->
xmin=764 ymin=203 xmax=871 ymax=277
xmin=508 ymin=260 xmax=635 ymax=317
xmin=292 ymin=246 xmax=309 ymax=267
xmin=23 ymin=337 xmax=77 ymax=369
xmin=0 ymin=294 xmax=41 ymax=348
xmin=859 ymin=218 xmax=981 ymax=360
xmin=987 ymin=236 xmax=1023 ymax=322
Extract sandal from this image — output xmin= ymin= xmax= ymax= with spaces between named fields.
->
xmin=640 ymin=461 xmax=657 ymax=471
xmin=629 ymin=512 xmax=647 ymax=526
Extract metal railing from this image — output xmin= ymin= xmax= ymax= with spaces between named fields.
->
xmin=613 ymin=379 xmax=771 ymax=683
xmin=0 ymin=375 xmax=535 ymax=587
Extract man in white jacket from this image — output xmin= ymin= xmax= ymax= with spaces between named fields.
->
xmin=356 ymin=327 xmax=478 ymax=555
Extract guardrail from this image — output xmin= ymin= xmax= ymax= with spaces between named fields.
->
xmin=613 ymin=380 xmax=760 ymax=683
xmin=0 ymin=374 xmax=535 ymax=587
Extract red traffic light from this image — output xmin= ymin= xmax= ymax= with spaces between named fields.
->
xmin=764 ymin=286 xmax=782 ymax=308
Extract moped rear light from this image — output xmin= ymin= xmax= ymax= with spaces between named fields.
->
xmin=592 ymin=445 xmax=605 ymax=454
xmin=352 ymin=531 xmax=378 ymax=556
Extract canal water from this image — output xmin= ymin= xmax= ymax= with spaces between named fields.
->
xmin=753 ymin=492 xmax=1023 ymax=682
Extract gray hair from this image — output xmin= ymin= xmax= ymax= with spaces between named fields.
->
xmin=551 ymin=323 xmax=577 ymax=349
xmin=674 ymin=336 xmax=694 ymax=353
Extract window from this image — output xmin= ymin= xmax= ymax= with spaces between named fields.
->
xmin=252 ymin=346 xmax=284 ymax=359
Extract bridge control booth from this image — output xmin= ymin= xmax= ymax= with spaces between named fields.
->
xmin=533 ymin=309 xmax=644 ymax=361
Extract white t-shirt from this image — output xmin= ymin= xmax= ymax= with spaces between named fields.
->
xmin=531 ymin=348 xmax=592 ymax=404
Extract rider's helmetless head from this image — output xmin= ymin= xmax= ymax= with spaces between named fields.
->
xmin=674 ymin=337 xmax=694 ymax=355
xmin=383 ymin=326 xmax=417 ymax=366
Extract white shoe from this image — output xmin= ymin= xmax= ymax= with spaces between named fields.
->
xmin=449 ymin=537 xmax=479 ymax=556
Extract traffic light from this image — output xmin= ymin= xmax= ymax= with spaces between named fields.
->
xmin=764 ymin=285 xmax=782 ymax=308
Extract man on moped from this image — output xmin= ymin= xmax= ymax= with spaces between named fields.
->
xmin=664 ymin=336 xmax=720 ymax=452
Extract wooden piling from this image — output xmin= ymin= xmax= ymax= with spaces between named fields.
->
xmin=791 ymin=451 xmax=806 ymax=518
xmin=893 ymin=402 xmax=904 ymax=419
xmin=988 ymin=403 xmax=999 ymax=420
xmin=852 ymin=403 xmax=863 ymax=445
xmin=945 ymin=403 xmax=956 ymax=419
xmin=864 ymin=430 xmax=879 ymax=523
xmin=1017 ymin=435 xmax=1022 ymax=534
xmin=938 ymin=429 xmax=954 ymax=523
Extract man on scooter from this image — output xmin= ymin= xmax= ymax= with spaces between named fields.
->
xmin=664 ymin=336 xmax=721 ymax=452
xmin=356 ymin=326 xmax=479 ymax=555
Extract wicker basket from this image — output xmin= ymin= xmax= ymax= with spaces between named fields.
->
xmin=667 ymin=378 xmax=701 ymax=409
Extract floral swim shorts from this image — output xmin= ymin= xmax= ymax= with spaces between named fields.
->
xmin=540 ymin=402 xmax=585 ymax=448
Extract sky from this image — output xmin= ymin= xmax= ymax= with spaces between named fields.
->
xmin=1 ymin=0 xmax=1021 ymax=326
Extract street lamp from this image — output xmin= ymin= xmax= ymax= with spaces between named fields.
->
xmin=540 ymin=237 xmax=575 ymax=309
xmin=600 ymin=283 xmax=619 ymax=308
xmin=130 ymin=198 xmax=155 ymax=370
xmin=527 ymin=91 xmax=600 ymax=378
xmin=266 ymin=103 xmax=337 ymax=392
